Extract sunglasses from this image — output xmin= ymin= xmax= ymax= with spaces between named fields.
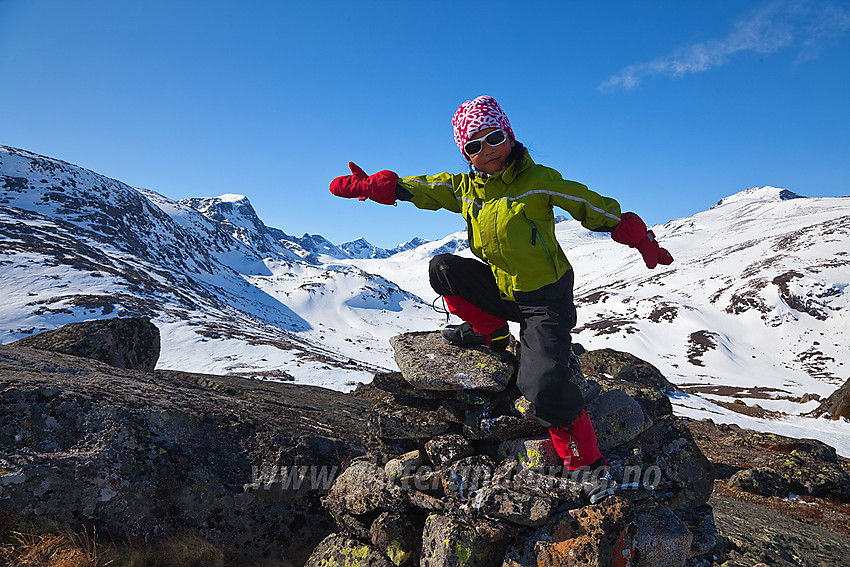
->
xmin=464 ymin=129 xmax=509 ymax=157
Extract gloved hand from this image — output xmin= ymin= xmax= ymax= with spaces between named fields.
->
xmin=612 ymin=212 xmax=674 ymax=269
xmin=329 ymin=162 xmax=399 ymax=205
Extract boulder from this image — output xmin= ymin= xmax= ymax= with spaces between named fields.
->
xmin=420 ymin=514 xmax=510 ymax=567
xmin=13 ymin=317 xmax=160 ymax=371
xmin=723 ymin=430 xmax=850 ymax=501
xmin=728 ymin=466 xmax=789 ymax=497
xmin=385 ymin=450 xmax=424 ymax=482
xmin=675 ymin=504 xmax=717 ymax=559
xmin=747 ymin=454 xmax=850 ymax=500
xmin=424 ymin=434 xmax=474 ymax=467
xmin=371 ymin=398 xmax=453 ymax=441
xmin=497 ymin=437 xmax=562 ymax=473
xmin=370 ymin=512 xmax=422 ymax=566
xmin=471 ymin=485 xmax=553 ymax=527
xmin=324 ymin=459 xmax=407 ymax=519
xmin=492 ymin=459 xmax=584 ymax=505
xmin=632 ymin=505 xmax=693 ymax=567
xmin=440 ymin=455 xmax=494 ymax=501
xmin=304 ymin=533 xmax=394 ymax=567
xmin=587 ymin=389 xmax=650 ymax=451
xmin=532 ymin=498 xmax=635 ymax=567
xmin=615 ymin=416 xmax=716 ymax=509
xmin=578 ymin=348 xmax=677 ymax=392
xmin=464 ymin=413 xmax=548 ymax=442
xmin=390 ymin=331 xmax=516 ymax=392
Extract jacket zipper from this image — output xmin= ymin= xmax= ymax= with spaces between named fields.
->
xmin=529 ymin=220 xmax=558 ymax=279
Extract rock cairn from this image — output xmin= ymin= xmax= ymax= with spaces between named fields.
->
xmin=305 ymin=331 xmax=718 ymax=567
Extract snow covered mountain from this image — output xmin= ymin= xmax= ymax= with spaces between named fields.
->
xmin=178 ymin=193 xmax=415 ymax=262
xmin=2 ymin=145 xmax=849 ymax=453
xmin=0 ymin=146 xmax=441 ymax=388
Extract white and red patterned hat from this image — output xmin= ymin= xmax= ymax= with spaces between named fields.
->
xmin=452 ymin=95 xmax=515 ymax=157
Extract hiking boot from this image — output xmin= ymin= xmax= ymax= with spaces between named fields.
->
xmin=442 ymin=322 xmax=510 ymax=351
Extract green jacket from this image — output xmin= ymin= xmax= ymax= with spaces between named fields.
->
xmin=398 ymin=151 xmax=622 ymax=301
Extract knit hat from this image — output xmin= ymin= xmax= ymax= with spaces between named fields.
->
xmin=452 ymin=95 xmax=515 ymax=157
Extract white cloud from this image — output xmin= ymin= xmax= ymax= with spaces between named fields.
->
xmin=600 ymin=0 xmax=850 ymax=92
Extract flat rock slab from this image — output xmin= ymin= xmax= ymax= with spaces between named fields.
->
xmin=390 ymin=332 xmax=516 ymax=393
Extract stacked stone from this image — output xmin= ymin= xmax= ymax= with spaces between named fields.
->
xmin=305 ymin=331 xmax=719 ymax=567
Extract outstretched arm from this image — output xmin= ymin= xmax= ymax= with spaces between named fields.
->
xmin=542 ymin=169 xmax=672 ymax=269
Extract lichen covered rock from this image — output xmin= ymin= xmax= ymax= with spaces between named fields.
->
xmin=304 ymin=533 xmax=394 ymax=567
xmin=420 ymin=514 xmax=510 ymax=567
xmin=390 ymin=331 xmax=516 ymax=392
xmin=587 ymin=389 xmax=650 ymax=451
xmin=633 ymin=505 xmax=692 ymax=567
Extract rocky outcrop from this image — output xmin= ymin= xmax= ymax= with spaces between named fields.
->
xmin=8 ymin=319 xmax=843 ymax=565
xmin=710 ymin=494 xmax=850 ymax=566
xmin=685 ymin=420 xmax=850 ymax=503
xmin=0 ymin=342 xmax=370 ymax=565
xmin=813 ymin=376 xmax=850 ymax=420
xmin=306 ymin=333 xmax=717 ymax=566
xmin=12 ymin=317 xmax=161 ymax=371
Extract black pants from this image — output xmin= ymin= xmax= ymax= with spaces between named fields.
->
xmin=429 ymin=254 xmax=584 ymax=427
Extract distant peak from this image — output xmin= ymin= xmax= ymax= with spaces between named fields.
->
xmin=218 ymin=193 xmax=248 ymax=203
xmin=714 ymin=186 xmax=804 ymax=208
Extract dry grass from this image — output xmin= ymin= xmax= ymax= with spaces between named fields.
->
xmin=0 ymin=513 xmax=229 ymax=567
xmin=1 ymin=522 xmax=106 ymax=567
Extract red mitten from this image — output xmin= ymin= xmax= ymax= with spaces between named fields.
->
xmin=329 ymin=162 xmax=398 ymax=205
xmin=612 ymin=212 xmax=673 ymax=269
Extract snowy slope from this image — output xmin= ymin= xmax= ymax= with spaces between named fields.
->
xmin=565 ymin=186 xmax=848 ymax=395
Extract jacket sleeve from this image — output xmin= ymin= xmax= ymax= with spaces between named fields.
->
xmin=396 ymin=173 xmax=467 ymax=213
xmin=543 ymin=168 xmax=622 ymax=231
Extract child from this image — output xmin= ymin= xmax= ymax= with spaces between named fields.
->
xmin=330 ymin=95 xmax=673 ymax=471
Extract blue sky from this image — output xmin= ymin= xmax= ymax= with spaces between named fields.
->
xmin=1 ymin=1 xmax=848 ymax=248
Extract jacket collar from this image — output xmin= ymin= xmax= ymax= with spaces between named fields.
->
xmin=471 ymin=149 xmax=533 ymax=185
xmin=502 ymin=149 xmax=533 ymax=184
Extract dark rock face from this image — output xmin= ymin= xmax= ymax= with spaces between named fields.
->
xmin=13 ymin=317 xmax=161 ymax=371
xmin=815 ymin=376 xmax=850 ymax=420
xmin=309 ymin=332 xmax=718 ymax=566
xmin=711 ymin=494 xmax=850 ymax=567
xmin=0 ymin=344 xmax=370 ymax=564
